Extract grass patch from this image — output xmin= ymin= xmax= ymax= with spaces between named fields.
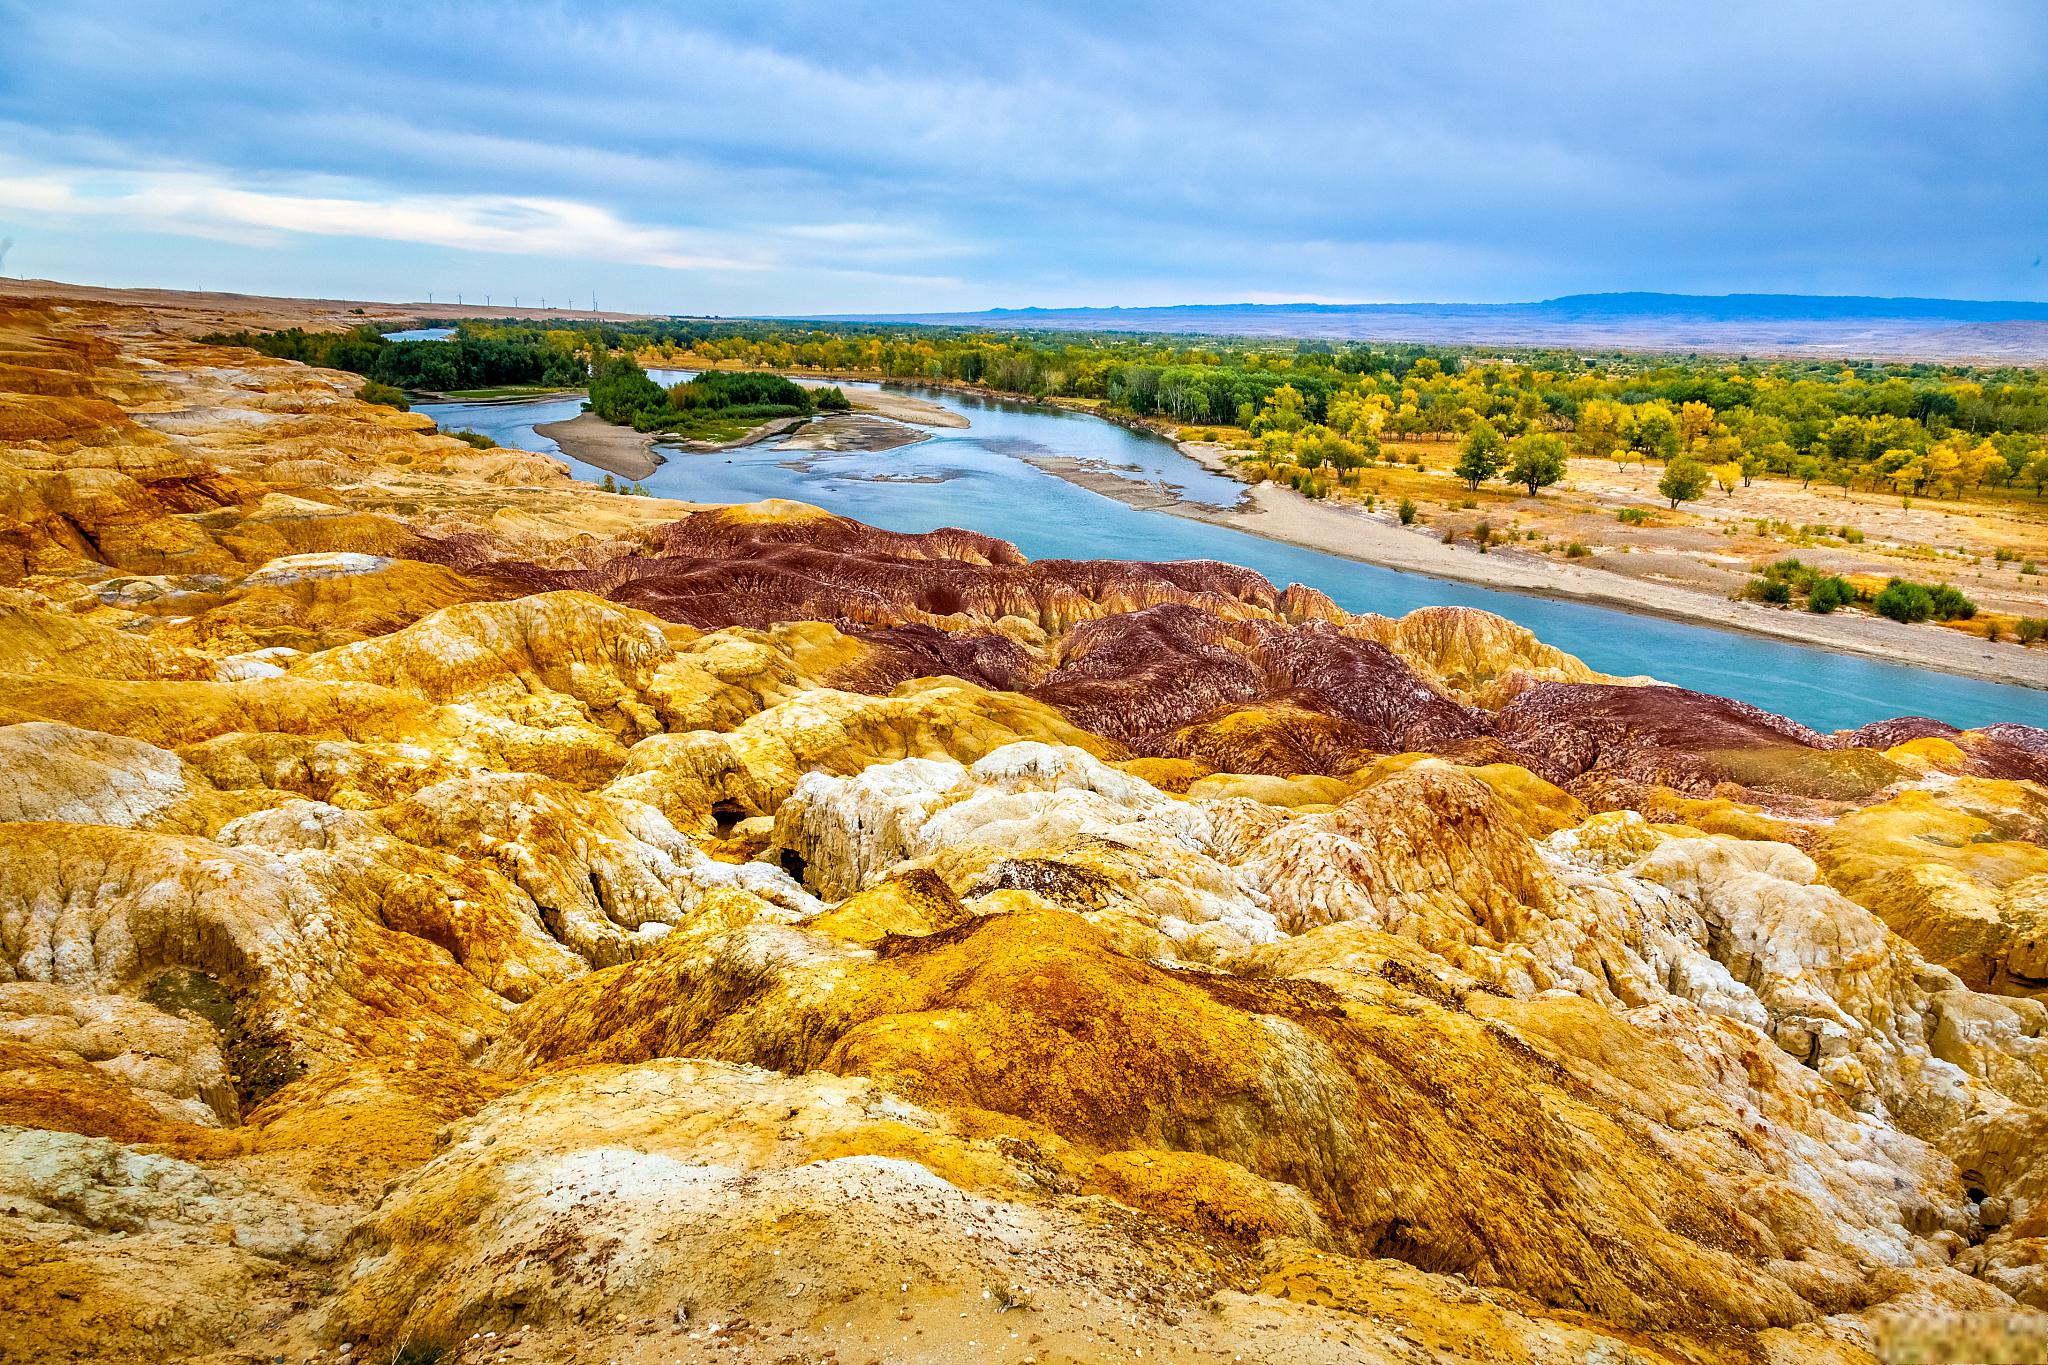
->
xmin=440 ymin=384 xmax=577 ymax=400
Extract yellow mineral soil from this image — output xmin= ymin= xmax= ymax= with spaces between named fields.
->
xmin=0 ymin=282 xmax=2046 ymax=1364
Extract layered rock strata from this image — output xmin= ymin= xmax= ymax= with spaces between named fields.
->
xmin=1 ymin=288 xmax=2046 ymax=1363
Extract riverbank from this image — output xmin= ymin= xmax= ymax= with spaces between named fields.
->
xmin=1046 ymin=439 xmax=2048 ymax=695
xmin=788 ymin=379 xmax=968 ymax=428
xmin=532 ymin=412 xmax=664 ymax=480
xmin=778 ymin=413 xmax=930 ymax=452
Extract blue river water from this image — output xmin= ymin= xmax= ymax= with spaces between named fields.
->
xmin=418 ymin=378 xmax=2048 ymax=733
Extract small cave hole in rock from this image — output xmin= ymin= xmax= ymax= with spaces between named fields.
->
xmin=778 ymin=847 xmax=809 ymax=886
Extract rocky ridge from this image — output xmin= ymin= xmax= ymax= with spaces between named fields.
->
xmin=0 ymin=288 xmax=2046 ymax=1363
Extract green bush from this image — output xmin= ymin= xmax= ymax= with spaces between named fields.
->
xmin=1873 ymin=579 xmax=1935 ymax=623
xmin=2018 ymin=617 xmax=2047 ymax=645
xmin=1807 ymin=575 xmax=1856 ymax=613
xmin=1397 ymin=497 xmax=1417 ymax=525
xmin=1744 ymin=576 xmax=1793 ymax=604
xmin=447 ymin=428 xmax=497 ymax=449
xmin=1564 ymin=541 xmax=1592 ymax=558
xmin=358 ymin=379 xmax=409 ymax=411
xmin=1927 ymin=583 xmax=1977 ymax=620
xmin=1617 ymin=507 xmax=1650 ymax=525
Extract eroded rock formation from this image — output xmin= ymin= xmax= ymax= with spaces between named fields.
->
xmin=1 ymin=284 xmax=2046 ymax=1363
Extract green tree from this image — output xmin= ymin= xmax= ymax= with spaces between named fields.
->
xmin=358 ymin=379 xmax=409 ymax=410
xmin=1628 ymin=405 xmax=1680 ymax=464
xmin=1506 ymin=433 xmax=1568 ymax=496
xmin=1572 ymin=398 xmax=1627 ymax=466
xmin=1453 ymin=419 xmax=1506 ymax=491
xmin=1659 ymin=456 xmax=1710 ymax=509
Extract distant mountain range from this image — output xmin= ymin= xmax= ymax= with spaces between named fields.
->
xmin=803 ymin=293 xmax=2048 ymax=363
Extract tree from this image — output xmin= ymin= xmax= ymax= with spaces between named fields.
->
xmin=1572 ymin=398 xmax=1627 ymax=466
xmin=1712 ymin=462 xmax=1743 ymax=497
xmin=1678 ymin=400 xmax=1716 ymax=450
xmin=1248 ymin=384 xmax=1308 ymax=435
xmin=1453 ymin=419 xmax=1506 ymax=491
xmin=1628 ymin=405 xmax=1680 ymax=464
xmin=1660 ymin=456 xmax=1710 ymax=509
xmin=1506 ymin=433 xmax=1568 ymax=496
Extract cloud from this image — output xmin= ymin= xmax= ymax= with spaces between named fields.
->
xmin=1 ymin=0 xmax=2044 ymax=309
xmin=0 ymin=156 xmax=973 ymax=288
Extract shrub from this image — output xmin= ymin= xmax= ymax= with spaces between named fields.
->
xmin=2018 ymin=617 xmax=2048 ymax=645
xmin=1840 ymin=526 xmax=1865 ymax=543
xmin=1397 ymin=497 xmax=1417 ymax=525
xmin=358 ymin=379 xmax=409 ymax=410
xmin=813 ymin=385 xmax=853 ymax=412
xmin=1744 ymin=576 xmax=1793 ymax=604
xmin=1807 ymin=575 xmax=1856 ymax=613
xmin=1472 ymin=520 xmax=1493 ymax=553
xmin=2024 ymin=560 xmax=2041 ymax=575
xmin=448 ymin=428 xmax=497 ymax=449
xmin=1996 ymin=546 xmax=2017 ymax=563
xmin=1927 ymin=583 xmax=1977 ymax=620
xmin=1873 ymin=579 xmax=1935 ymax=623
xmin=1617 ymin=507 xmax=1650 ymax=525
xmin=1564 ymin=541 xmax=1592 ymax=558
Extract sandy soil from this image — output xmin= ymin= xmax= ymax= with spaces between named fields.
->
xmin=1047 ymin=440 xmax=2048 ymax=693
xmin=787 ymin=379 xmax=969 ymax=428
xmin=533 ymin=412 xmax=664 ymax=480
xmin=1017 ymin=454 xmax=1214 ymax=511
xmin=777 ymin=413 xmax=930 ymax=452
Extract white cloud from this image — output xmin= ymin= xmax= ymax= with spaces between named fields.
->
xmin=0 ymin=154 xmax=977 ymax=294
xmin=0 ymin=161 xmax=772 ymax=270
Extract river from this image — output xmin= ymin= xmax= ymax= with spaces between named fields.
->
xmin=417 ymin=377 xmax=2048 ymax=733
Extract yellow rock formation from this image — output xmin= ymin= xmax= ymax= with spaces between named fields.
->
xmin=0 ymin=283 xmax=2044 ymax=1363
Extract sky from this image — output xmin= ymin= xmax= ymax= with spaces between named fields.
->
xmin=2 ymin=1 xmax=2045 ymax=315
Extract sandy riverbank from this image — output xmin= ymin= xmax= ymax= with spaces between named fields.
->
xmin=778 ymin=413 xmax=930 ymax=452
xmin=1044 ymin=439 xmax=2048 ymax=695
xmin=788 ymin=379 xmax=968 ymax=428
xmin=532 ymin=412 xmax=664 ymax=480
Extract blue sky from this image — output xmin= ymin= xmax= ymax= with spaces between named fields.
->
xmin=2 ymin=1 xmax=2044 ymax=313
